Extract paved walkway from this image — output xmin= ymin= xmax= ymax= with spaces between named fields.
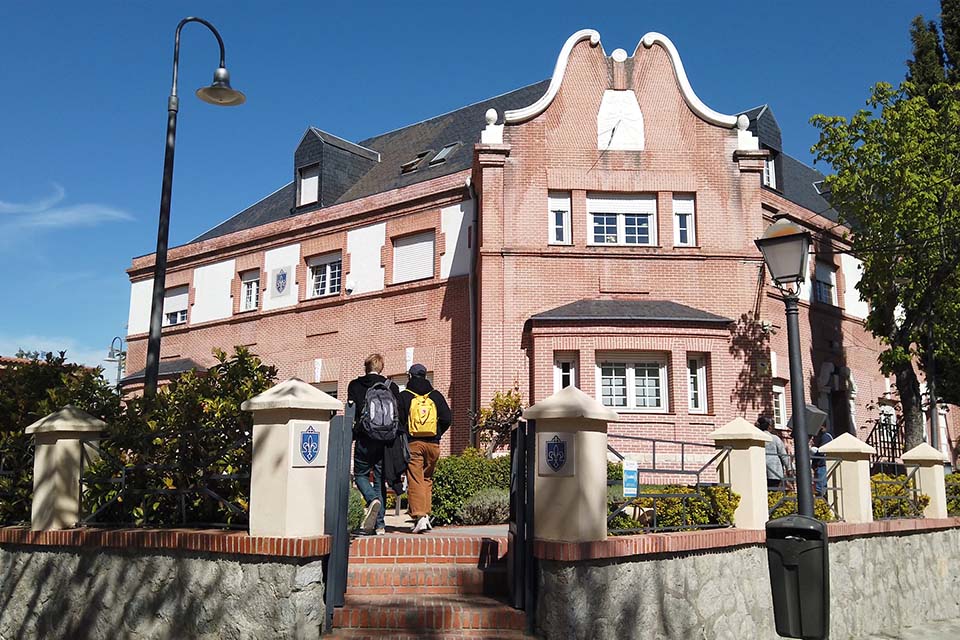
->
xmin=854 ymin=618 xmax=960 ymax=639
xmin=380 ymin=511 xmax=508 ymax=536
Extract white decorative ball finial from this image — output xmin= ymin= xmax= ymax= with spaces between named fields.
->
xmin=485 ymin=108 xmax=498 ymax=125
xmin=737 ymin=114 xmax=750 ymax=130
xmin=611 ymin=48 xmax=628 ymax=62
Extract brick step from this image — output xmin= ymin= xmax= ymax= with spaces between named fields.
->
xmin=349 ymin=535 xmax=508 ymax=565
xmin=331 ymin=595 xmax=526 ymax=632
xmin=346 ymin=563 xmax=509 ymax=596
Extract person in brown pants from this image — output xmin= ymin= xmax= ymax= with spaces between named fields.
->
xmin=398 ymin=364 xmax=452 ymax=533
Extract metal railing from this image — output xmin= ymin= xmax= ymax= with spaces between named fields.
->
xmin=606 ymin=434 xmax=733 ymax=534
xmin=871 ymin=465 xmax=926 ymax=520
xmin=79 ymin=430 xmax=250 ymax=529
xmin=767 ymin=452 xmax=842 ymax=521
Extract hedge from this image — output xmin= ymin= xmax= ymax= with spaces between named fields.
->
xmin=607 ymin=483 xmax=740 ymax=532
xmin=767 ymin=491 xmax=836 ymax=521
xmin=947 ymin=473 xmax=960 ymax=517
xmin=871 ymin=472 xmax=930 ymax=519
xmin=431 ymin=448 xmax=511 ymax=525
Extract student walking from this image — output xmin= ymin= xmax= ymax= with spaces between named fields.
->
xmin=399 ymin=364 xmax=452 ymax=534
xmin=348 ymin=354 xmax=401 ymax=535
xmin=757 ymin=415 xmax=793 ymax=490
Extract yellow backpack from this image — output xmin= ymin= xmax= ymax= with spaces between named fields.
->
xmin=408 ymin=392 xmax=438 ymax=437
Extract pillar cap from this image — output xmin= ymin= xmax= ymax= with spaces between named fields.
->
xmin=522 ymin=386 xmax=619 ymax=422
xmin=241 ymin=378 xmax=343 ymax=412
xmin=24 ymin=405 xmax=107 ymax=435
xmin=902 ymin=442 xmax=948 ymax=464
xmin=817 ymin=432 xmax=876 ymax=459
xmin=708 ymin=417 xmax=772 ymax=443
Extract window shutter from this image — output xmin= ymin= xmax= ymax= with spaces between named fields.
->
xmin=240 ymin=270 xmax=259 ymax=283
xmin=393 ymin=231 xmax=435 ymax=283
xmin=299 ymin=165 xmax=319 ymax=206
xmin=586 ymin=193 xmax=656 ymax=214
xmin=163 ymin=286 xmax=189 ymax=314
xmin=672 ymin=194 xmax=694 ymax=215
xmin=548 ymin=192 xmax=570 ymax=212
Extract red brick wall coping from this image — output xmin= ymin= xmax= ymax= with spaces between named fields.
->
xmin=534 ymin=517 xmax=960 ymax=562
xmin=0 ymin=526 xmax=331 ymax=559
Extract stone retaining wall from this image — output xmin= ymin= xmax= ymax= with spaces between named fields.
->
xmin=0 ymin=544 xmax=326 ymax=640
xmin=537 ymin=524 xmax=960 ymax=640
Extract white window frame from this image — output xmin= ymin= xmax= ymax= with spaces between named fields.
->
xmin=392 ymin=231 xmax=436 ymax=284
xmin=595 ymin=354 xmax=669 ymax=413
xmin=307 ymin=253 xmax=342 ymax=298
xmin=687 ymin=355 xmax=707 ymax=414
xmin=763 ymin=156 xmax=777 ymax=189
xmin=240 ymin=270 xmax=260 ymax=312
xmin=673 ymin=194 xmax=696 ymax=247
xmin=162 ymin=286 xmax=189 ymax=327
xmin=553 ymin=357 xmax=577 ymax=392
xmin=814 ymin=262 xmax=838 ymax=306
xmin=772 ymin=383 xmax=788 ymax=429
xmin=547 ymin=191 xmax=572 ymax=245
xmin=298 ymin=164 xmax=320 ymax=206
xmin=586 ymin=194 xmax=657 ymax=247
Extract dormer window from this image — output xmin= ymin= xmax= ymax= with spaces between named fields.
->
xmin=429 ymin=142 xmax=460 ymax=166
xmin=298 ymin=164 xmax=320 ymax=206
xmin=401 ymin=152 xmax=429 ymax=174
xmin=762 ymin=153 xmax=777 ymax=189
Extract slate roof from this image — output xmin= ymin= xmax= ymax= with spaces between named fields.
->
xmin=192 ymin=80 xmax=550 ymax=243
xmin=121 ymin=358 xmax=207 ymax=384
xmin=531 ymin=299 xmax=732 ymax=325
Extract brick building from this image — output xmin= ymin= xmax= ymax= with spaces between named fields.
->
xmin=123 ymin=30 xmax=952 ymax=461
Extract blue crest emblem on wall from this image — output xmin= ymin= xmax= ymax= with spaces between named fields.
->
xmin=300 ymin=426 xmax=319 ymax=464
xmin=275 ymin=269 xmax=288 ymax=294
xmin=546 ymin=435 xmax=566 ymax=472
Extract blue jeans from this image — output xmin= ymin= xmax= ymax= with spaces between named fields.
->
xmin=814 ymin=465 xmax=827 ymax=496
xmin=353 ymin=436 xmax=386 ymax=529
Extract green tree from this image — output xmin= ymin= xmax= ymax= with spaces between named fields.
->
xmin=811 ymin=82 xmax=960 ymax=450
xmin=907 ymin=16 xmax=947 ymax=99
xmin=942 ymin=0 xmax=960 ymax=82
xmin=471 ymin=384 xmax=524 ymax=457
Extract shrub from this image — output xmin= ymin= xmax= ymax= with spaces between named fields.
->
xmin=431 ymin=448 xmax=511 ymax=525
xmin=767 ymin=491 xmax=836 ymax=521
xmin=607 ymin=461 xmax=623 ymax=482
xmin=348 ymin=488 xmax=365 ymax=531
xmin=607 ymin=484 xmax=741 ymax=533
xmin=871 ymin=473 xmax=930 ymax=519
xmin=946 ymin=473 xmax=960 ymax=517
xmin=458 ymin=488 xmax=510 ymax=525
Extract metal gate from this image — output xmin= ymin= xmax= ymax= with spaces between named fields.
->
xmin=323 ymin=406 xmax=354 ymax=634
xmin=508 ymin=418 xmax=536 ymax=630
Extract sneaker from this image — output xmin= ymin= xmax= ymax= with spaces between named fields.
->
xmin=362 ymin=499 xmax=381 ymax=533
xmin=375 ymin=528 xmax=386 ymax=536
xmin=411 ymin=515 xmax=431 ymax=534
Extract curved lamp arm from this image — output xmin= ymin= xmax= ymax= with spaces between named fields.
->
xmin=170 ymin=17 xmax=227 ymax=99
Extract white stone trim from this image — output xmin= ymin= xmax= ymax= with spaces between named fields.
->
xmin=503 ymin=29 xmax=602 ymax=124
xmin=637 ymin=32 xmax=748 ymax=131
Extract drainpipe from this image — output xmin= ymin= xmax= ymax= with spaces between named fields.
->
xmin=467 ymin=178 xmax=479 ymax=449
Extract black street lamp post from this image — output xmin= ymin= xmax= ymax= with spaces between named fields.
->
xmin=143 ymin=17 xmax=245 ymax=395
xmin=756 ymin=217 xmax=815 ymax=517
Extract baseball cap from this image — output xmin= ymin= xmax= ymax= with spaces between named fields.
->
xmin=408 ymin=363 xmax=427 ymax=377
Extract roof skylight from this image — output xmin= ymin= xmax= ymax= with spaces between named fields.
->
xmin=429 ymin=142 xmax=460 ymax=166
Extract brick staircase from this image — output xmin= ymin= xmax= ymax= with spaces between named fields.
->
xmin=331 ymin=531 xmax=530 ymax=639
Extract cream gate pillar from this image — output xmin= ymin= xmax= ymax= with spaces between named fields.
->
xmin=522 ymin=386 xmax=618 ymax=543
xmin=818 ymin=432 xmax=876 ymax=524
xmin=25 ymin=405 xmax=106 ymax=531
xmin=708 ymin=418 xmax=771 ymax=530
xmin=241 ymin=378 xmax=343 ymax=538
xmin=902 ymin=443 xmax=948 ymax=519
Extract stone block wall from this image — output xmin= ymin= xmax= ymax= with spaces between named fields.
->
xmin=537 ymin=526 xmax=960 ymax=640
xmin=0 ymin=545 xmax=326 ymax=640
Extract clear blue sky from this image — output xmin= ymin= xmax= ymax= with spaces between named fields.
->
xmin=0 ymin=0 xmax=940 ymax=378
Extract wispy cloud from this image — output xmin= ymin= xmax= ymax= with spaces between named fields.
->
xmin=0 ymin=183 xmax=133 ymax=230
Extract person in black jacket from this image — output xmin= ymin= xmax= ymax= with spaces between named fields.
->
xmin=398 ymin=364 xmax=452 ymax=533
xmin=347 ymin=353 xmax=401 ymax=535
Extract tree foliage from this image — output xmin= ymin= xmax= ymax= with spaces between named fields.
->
xmin=907 ymin=16 xmax=947 ymax=99
xmin=471 ymin=384 xmax=524 ymax=457
xmin=811 ymin=82 xmax=960 ymax=449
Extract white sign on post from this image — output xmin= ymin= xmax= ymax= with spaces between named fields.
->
xmin=290 ymin=420 xmax=325 ymax=468
xmin=537 ymin=432 xmax=575 ymax=477
xmin=622 ymin=459 xmax=639 ymax=498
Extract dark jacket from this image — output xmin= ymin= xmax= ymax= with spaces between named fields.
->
xmin=346 ymin=373 xmax=401 ymax=434
xmin=811 ymin=430 xmax=834 ymax=469
xmin=399 ymin=376 xmax=452 ymax=444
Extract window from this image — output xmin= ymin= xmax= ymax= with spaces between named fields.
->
xmin=553 ymin=356 xmax=577 ymax=392
xmin=597 ymin=355 xmax=668 ymax=412
xmin=400 ymin=152 xmax=429 ymax=174
xmin=548 ymin=191 xmax=572 ymax=245
xmin=429 ymin=142 xmax=460 ymax=166
xmin=773 ymin=383 xmax=787 ymax=429
xmin=763 ymin=155 xmax=777 ymax=189
xmin=298 ymin=164 xmax=319 ymax=206
xmin=392 ymin=231 xmax=435 ymax=284
xmin=814 ymin=262 xmax=837 ymax=305
xmin=688 ymin=355 xmax=707 ymax=413
xmin=879 ymin=405 xmax=896 ymax=436
xmin=673 ymin=194 xmax=696 ymax=247
xmin=315 ymin=382 xmax=338 ymax=399
xmin=308 ymin=253 xmax=342 ymax=298
xmin=240 ymin=270 xmax=260 ymax=312
xmin=586 ymin=194 xmax=657 ymax=246
xmin=162 ymin=286 xmax=189 ymax=327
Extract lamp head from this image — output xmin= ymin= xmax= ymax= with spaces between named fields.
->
xmin=196 ymin=67 xmax=246 ymax=106
xmin=755 ymin=218 xmax=812 ymax=291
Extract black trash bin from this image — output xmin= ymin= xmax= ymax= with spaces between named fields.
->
xmin=766 ymin=514 xmax=829 ymax=640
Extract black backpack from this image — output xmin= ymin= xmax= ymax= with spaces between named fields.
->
xmin=360 ymin=382 xmax=399 ymax=441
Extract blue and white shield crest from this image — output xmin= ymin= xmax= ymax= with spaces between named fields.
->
xmin=275 ymin=269 xmax=288 ymax=295
xmin=546 ymin=435 xmax=566 ymax=472
xmin=300 ymin=426 xmax=319 ymax=464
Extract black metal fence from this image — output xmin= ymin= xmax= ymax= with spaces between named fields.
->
xmin=871 ymin=465 xmax=927 ymax=519
xmin=606 ymin=434 xmax=733 ymax=534
xmin=0 ymin=449 xmax=33 ymax=526
xmin=767 ymin=452 xmax=842 ymax=521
